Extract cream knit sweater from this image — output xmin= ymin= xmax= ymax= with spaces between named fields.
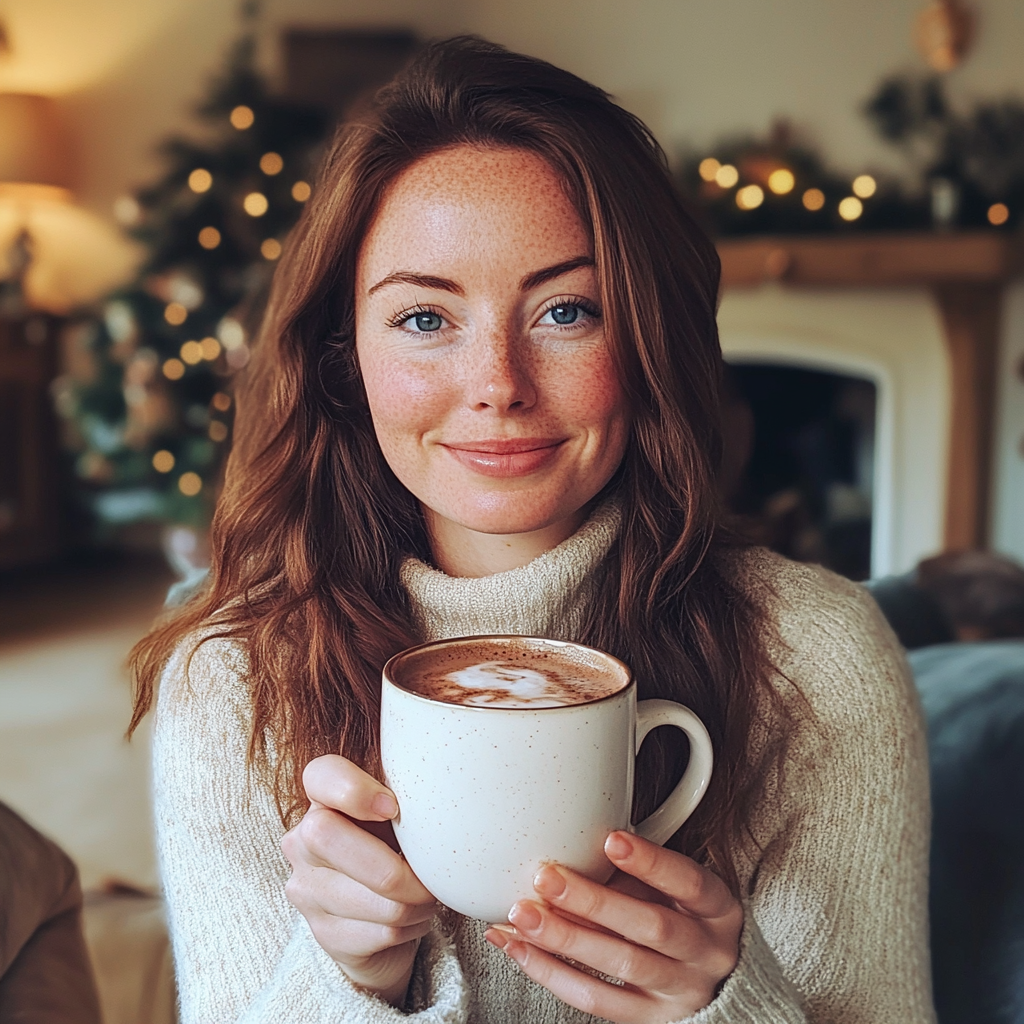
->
xmin=153 ymin=504 xmax=936 ymax=1023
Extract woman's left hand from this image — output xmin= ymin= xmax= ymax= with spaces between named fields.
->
xmin=485 ymin=830 xmax=743 ymax=1024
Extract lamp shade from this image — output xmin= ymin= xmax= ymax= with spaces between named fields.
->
xmin=0 ymin=93 xmax=73 ymax=189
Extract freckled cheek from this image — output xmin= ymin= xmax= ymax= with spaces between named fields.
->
xmin=547 ymin=351 xmax=629 ymax=441
xmin=360 ymin=353 xmax=451 ymax=455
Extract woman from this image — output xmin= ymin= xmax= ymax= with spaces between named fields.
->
xmin=131 ymin=37 xmax=934 ymax=1023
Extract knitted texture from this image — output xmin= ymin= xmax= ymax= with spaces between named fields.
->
xmin=153 ymin=517 xmax=935 ymax=1023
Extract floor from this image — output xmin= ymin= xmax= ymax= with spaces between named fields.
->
xmin=0 ymin=551 xmax=174 ymax=892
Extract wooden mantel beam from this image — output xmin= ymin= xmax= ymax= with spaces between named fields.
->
xmin=716 ymin=231 xmax=1024 ymax=553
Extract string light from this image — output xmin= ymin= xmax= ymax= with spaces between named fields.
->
xmin=802 ymin=188 xmax=825 ymax=211
xmin=180 ymin=340 xmax=204 ymax=365
xmin=261 ymin=238 xmax=282 ymax=260
xmin=164 ymin=302 xmax=187 ymax=325
xmin=988 ymin=203 xmax=1010 ymax=225
xmin=188 ymin=168 xmax=213 ymax=193
xmin=291 ymin=181 xmax=311 ymax=202
xmin=230 ymin=105 xmax=254 ymax=130
xmin=736 ymin=184 xmax=765 ymax=210
xmin=767 ymin=169 xmax=795 ymax=195
xmin=852 ymin=174 xmax=877 ymax=198
xmin=178 ymin=472 xmax=202 ymax=496
xmin=260 ymin=152 xmax=284 ymax=175
xmin=198 ymin=226 xmax=221 ymax=249
xmin=212 ymin=392 xmax=232 ymax=412
xmin=200 ymin=337 xmax=222 ymax=360
xmin=209 ymin=421 xmax=229 ymax=442
xmin=244 ymin=192 xmax=268 ymax=217
xmin=698 ymin=158 xmax=721 ymax=182
xmin=152 ymin=450 xmax=175 ymax=473
xmin=714 ymin=164 xmax=739 ymax=188
xmin=162 ymin=358 xmax=185 ymax=380
xmin=838 ymin=196 xmax=864 ymax=221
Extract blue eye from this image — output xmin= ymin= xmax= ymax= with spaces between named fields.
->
xmin=412 ymin=312 xmax=443 ymax=332
xmin=549 ymin=304 xmax=580 ymax=325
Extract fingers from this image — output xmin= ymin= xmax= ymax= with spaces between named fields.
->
xmin=283 ymin=805 xmax=435 ymax=907
xmin=486 ymin=930 xmax=651 ymax=1024
xmin=306 ymin=911 xmax=434 ymax=963
xmin=604 ymin=832 xmax=737 ymax=922
xmin=506 ymin=900 xmax=680 ymax=991
xmin=303 ymin=754 xmax=398 ymax=822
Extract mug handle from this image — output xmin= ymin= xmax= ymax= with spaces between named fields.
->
xmin=632 ymin=700 xmax=714 ymax=847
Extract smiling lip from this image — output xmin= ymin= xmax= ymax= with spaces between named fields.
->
xmin=442 ymin=438 xmax=566 ymax=477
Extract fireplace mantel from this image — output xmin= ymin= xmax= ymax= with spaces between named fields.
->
xmin=717 ymin=231 xmax=1024 ymax=552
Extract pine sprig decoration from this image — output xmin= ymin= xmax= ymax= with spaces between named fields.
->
xmin=56 ymin=6 xmax=328 ymax=531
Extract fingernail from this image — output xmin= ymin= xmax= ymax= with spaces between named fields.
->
xmin=371 ymin=792 xmax=398 ymax=819
xmin=605 ymin=831 xmax=633 ymax=859
xmin=485 ymin=927 xmax=509 ymax=949
xmin=533 ymin=865 xmax=566 ymax=899
xmin=508 ymin=901 xmax=542 ymax=932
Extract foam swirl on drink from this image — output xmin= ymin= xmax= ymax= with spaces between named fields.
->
xmin=406 ymin=642 xmax=623 ymax=709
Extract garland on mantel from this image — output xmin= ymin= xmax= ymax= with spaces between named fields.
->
xmin=677 ymin=75 xmax=1024 ymax=237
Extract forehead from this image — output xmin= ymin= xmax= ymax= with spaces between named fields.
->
xmin=358 ymin=145 xmax=592 ymax=277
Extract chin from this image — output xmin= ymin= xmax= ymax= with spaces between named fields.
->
xmin=442 ymin=492 xmax=580 ymax=536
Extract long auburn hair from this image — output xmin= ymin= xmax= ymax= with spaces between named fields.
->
xmin=130 ymin=36 xmax=786 ymax=895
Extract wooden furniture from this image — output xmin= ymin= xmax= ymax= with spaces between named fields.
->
xmin=0 ymin=315 xmax=61 ymax=568
xmin=717 ymin=231 xmax=1024 ymax=551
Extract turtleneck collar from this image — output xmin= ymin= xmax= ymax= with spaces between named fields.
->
xmin=400 ymin=500 xmax=621 ymax=642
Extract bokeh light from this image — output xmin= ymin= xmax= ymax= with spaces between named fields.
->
xmin=162 ymin=358 xmax=185 ymax=380
xmin=767 ymin=169 xmax=795 ymax=195
xmin=208 ymin=421 xmax=229 ymax=442
xmin=188 ymin=168 xmax=213 ymax=193
xmin=164 ymin=302 xmax=187 ymax=325
xmin=802 ymin=188 xmax=825 ymax=211
xmin=178 ymin=472 xmax=202 ymax=496
xmin=736 ymin=184 xmax=765 ymax=210
xmin=988 ymin=203 xmax=1010 ymax=225
xmin=714 ymin=164 xmax=739 ymax=189
xmin=260 ymin=152 xmax=284 ymax=175
xmin=838 ymin=196 xmax=864 ymax=221
xmin=698 ymin=157 xmax=721 ymax=182
xmin=852 ymin=175 xmax=877 ymax=199
xmin=180 ymin=340 xmax=204 ymax=365
xmin=291 ymin=181 xmax=311 ymax=202
xmin=212 ymin=392 xmax=232 ymax=412
xmin=243 ymin=192 xmax=268 ymax=217
xmin=198 ymin=226 xmax=221 ymax=250
xmin=261 ymin=238 xmax=282 ymax=260
xmin=152 ymin=450 xmax=175 ymax=473
xmin=230 ymin=105 xmax=254 ymax=130
xmin=200 ymin=337 xmax=222 ymax=360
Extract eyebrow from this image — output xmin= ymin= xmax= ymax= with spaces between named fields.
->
xmin=366 ymin=256 xmax=595 ymax=297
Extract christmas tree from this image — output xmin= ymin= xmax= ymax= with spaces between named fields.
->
xmin=55 ymin=3 xmax=328 ymax=532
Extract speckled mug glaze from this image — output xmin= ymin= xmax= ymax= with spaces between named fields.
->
xmin=380 ymin=635 xmax=714 ymax=924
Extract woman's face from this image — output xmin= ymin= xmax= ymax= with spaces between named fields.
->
xmin=355 ymin=145 xmax=629 ymax=545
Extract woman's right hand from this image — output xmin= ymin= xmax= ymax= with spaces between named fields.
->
xmin=281 ymin=754 xmax=437 ymax=1006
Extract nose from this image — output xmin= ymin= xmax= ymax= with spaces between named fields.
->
xmin=464 ymin=328 xmax=537 ymax=414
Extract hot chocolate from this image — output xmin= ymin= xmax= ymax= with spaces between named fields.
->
xmin=395 ymin=638 xmax=626 ymax=709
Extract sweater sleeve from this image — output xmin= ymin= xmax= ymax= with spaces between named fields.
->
xmin=668 ymin=555 xmax=934 ymax=1024
xmin=152 ymin=635 xmax=469 ymax=1024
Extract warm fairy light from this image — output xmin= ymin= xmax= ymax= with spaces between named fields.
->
xmin=212 ymin=391 xmax=232 ymax=412
xmin=261 ymin=238 xmax=282 ymax=260
xmin=735 ymin=184 xmax=765 ymax=210
xmin=180 ymin=340 xmax=204 ymax=365
xmin=188 ymin=168 xmax=213 ymax=193
xmin=838 ymin=196 xmax=864 ymax=221
xmin=714 ymin=164 xmax=739 ymax=189
xmin=178 ymin=472 xmax=202 ymax=496
xmin=698 ymin=157 xmax=721 ymax=182
xmin=198 ymin=226 xmax=221 ymax=249
xmin=802 ymin=188 xmax=826 ymax=211
xmin=291 ymin=181 xmax=311 ymax=202
xmin=767 ymin=169 xmax=795 ymax=195
xmin=260 ymin=152 xmax=284 ymax=175
xmin=988 ymin=203 xmax=1010 ymax=225
xmin=230 ymin=105 xmax=254 ymax=130
xmin=162 ymin=358 xmax=185 ymax=380
xmin=200 ymin=337 xmax=222 ymax=360
xmin=152 ymin=450 xmax=175 ymax=473
xmin=164 ymin=302 xmax=187 ymax=325
xmin=218 ymin=317 xmax=245 ymax=350
xmin=243 ymin=192 xmax=268 ymax=217
xmin=208 ymin=421 xmax=229 ymax=442
xmin=852 ymin=174 xmax=877 ymax=199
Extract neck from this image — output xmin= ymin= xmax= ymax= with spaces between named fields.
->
xmin=423 ymin=506 xmax=589 ymax=578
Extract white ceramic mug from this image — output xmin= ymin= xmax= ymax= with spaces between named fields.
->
xmin=380 ymin=635 xmax=714 ymax=923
